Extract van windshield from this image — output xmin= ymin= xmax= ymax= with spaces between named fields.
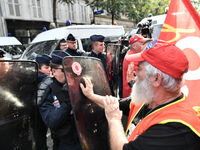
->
xmin=81 ymin=37 xmax=119 ymax=52
xmin=21 ymin=40 xmax=58 ymax=60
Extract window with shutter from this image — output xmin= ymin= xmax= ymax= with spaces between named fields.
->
xmin=31 ymin=0 xmax=42 ymax=18
xmin=7 ymin=0 xmax=21 ymax=16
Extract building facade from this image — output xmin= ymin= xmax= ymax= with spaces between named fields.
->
xmin=0 ymin=0 xmax=134 ymax=45
xmin=0 ymin=0 xmax=90 ymax=44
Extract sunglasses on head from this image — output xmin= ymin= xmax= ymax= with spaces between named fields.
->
xmin=54 ymin=68 xmax=64 ymax=73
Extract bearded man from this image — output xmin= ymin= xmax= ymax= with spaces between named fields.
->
xmin=80 ymin=40 xmax=200 ymax=150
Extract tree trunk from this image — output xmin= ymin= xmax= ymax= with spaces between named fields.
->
xmin=111 ymin=12 xmax=114 ymax=25
xmin=53 ymin=0 xmax=57 ymax=27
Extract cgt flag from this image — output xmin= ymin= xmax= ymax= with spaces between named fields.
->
xmin=159 ymin=0 xmax=200 ymax=110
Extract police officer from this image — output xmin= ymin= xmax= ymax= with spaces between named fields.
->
xmin=58 ymin=39 xmax=68 ymax=50
xmin=84 ymin=34 xmax=107 ymax=70
xmin=39 ymin=50 xmax=81 ymax=150
xmin=36 ymin=54 xmax=52 ymax=83
xmin=65 ymin=33 xmax=85 ymax=56
xmin=35 ymin=54 xmax=52 ymax=150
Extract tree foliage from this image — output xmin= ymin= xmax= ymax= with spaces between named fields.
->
xmin=124 ymin=0 xmax=171 ymax=23
xmin=191 ymin=0 xmax=200 ymax=13
xmin=124 ymin=0 xmax=199 ymax=23
xmin=53 ymin=0 xmax=200 ymax=26
xmin=84 ymin=0 xmax=124 ymax=24
xmin=84 ymin=0 xmax=171 ymax=24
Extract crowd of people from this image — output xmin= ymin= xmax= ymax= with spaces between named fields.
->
xmin=36 ymin=33 xmax=112 ymax=150
xmin=1 ymin=31 xmax=200 ymax=150
xmin=80 ymin=40 xmax=200 ymax=150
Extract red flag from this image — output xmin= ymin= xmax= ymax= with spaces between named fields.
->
xmin=159 ymin=0 xmax=200 ymax=107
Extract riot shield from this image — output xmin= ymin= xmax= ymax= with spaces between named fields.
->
xmin=106 ymin=43 xmax=120 ymax=97
xmin=0 ymin=60 xmax=37 ymax=150
xmin=63 ymin=56 xmax=111 ymax=150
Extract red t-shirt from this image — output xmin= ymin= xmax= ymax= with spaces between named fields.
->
xmin=122 ymin=50 xmax=134 ymax=98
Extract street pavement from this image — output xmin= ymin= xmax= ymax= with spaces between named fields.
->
xmin=46 ymin=129 xmax=53 ymax=150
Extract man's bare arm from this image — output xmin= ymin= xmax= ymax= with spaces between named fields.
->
xmin=104 ymin=96 xmax=128 ymax=150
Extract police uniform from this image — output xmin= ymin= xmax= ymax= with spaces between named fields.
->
xmin=35 ymin=54 xmax=52 ymax=150
xmin=65 ymin=34 xmax=85 ymax=56
xmin=36 ymin=54 xmax=52 ymax=83
xmin=83 ymin=35 xmax=107 ymax=70
xmin=38 ymin=51 xmax=81 ymax=150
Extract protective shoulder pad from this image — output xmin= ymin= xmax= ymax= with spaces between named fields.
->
xmin=37 ymin=77 xmax=54 ymax=106
xmin=77 ymin=49 xmax=86 ymax=56
xmin=82 ymin=51 xmax=91 ymax=56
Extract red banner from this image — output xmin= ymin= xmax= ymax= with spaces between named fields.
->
xmin=159 ymin=0 xmax=200 ymax=107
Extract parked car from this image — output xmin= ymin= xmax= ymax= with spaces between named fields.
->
xmin=0 ymin=37 xmax=24 ymax=59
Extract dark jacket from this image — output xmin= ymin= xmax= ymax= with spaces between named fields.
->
xmin=38 ymin=71 xmax=49 ymax=84
xmin=83 ymin=51 xmax=107 ymax=70
xmin=64 ymin=48 xmax=85 ymax=56
xmin=39 ymin=77 xmax=80 ymax=145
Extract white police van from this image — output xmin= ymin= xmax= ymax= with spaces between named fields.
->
xmin=20 ymin=25 xmax=125 ymax=60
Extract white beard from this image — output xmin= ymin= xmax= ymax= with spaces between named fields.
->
xmin=130 ymin=76 xmax=155 ymax=105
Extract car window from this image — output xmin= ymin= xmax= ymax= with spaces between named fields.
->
xmin=81 ymin=38 xmax=91 ymax=52
xmin=81 ymin=37 xmax=119 ymax=52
